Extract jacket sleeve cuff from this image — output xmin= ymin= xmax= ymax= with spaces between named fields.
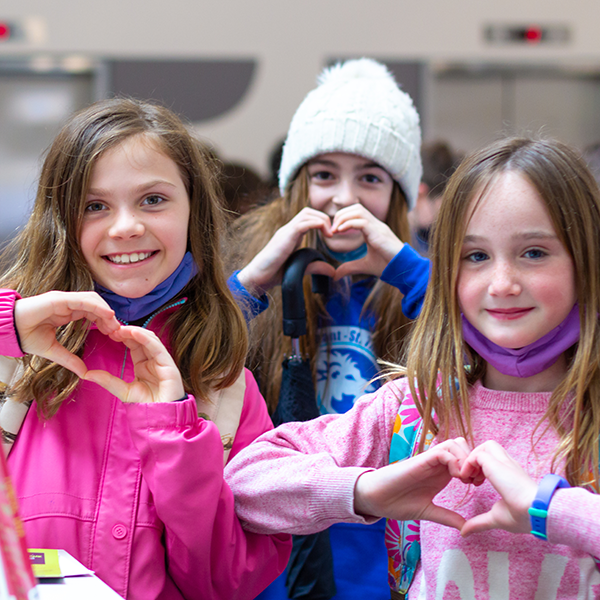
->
xmin=227 ymin=271 xmax=269 ymax=322
xmin=124 ymin=394 xmax=200 ymax=430
xmin=380 ymin=245 xmax=430 ymax=320
xmin=0 ymin=290 xmax=25 ymax=357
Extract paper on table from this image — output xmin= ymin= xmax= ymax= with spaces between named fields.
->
xmin=35 ymin=552 xmax=124 ymax=600
xmin=57 ymin=550 xmax=94 ymax=577
xmin=30 ymin=549 xmax=95 ymax=579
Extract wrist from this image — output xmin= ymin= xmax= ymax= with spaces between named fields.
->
xmin=167 ymin=383 xmax=187 ymax=403
xmin=353 ymin=470 xmax=378 ymax=517
xmin=382 ymin=238 xmax=404 ymax=263
xmin=237 ymin=266 xmax=269 ymax=298
xmin=528 ymin=474 xmax=570 ymax=540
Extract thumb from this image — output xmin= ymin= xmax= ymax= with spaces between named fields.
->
xmin=306 ymin=261 xmax=336 ymax=278
xmin=334 ymin=257 xmax=371 ymax=280
xmin=424 ymin=504 xmax=466 ymax=531
xmin=47 ymin=344 xmax=88 ymax=379
xmin=84 ymin=369 xmax=132 ymax=402
xmin=460 ymin=511 xmax=497 ymax=537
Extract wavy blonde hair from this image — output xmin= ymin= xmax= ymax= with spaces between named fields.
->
xmin=396 ymin=137 xmax=600 ymax=487
xmin=228 ymin=164 xmax=412 ymax=412
xmin=0 ymin=98 xmax=248 ymax=418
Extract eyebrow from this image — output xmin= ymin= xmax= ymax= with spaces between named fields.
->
xmin=87 ymin=179 xmax=177 ymax=197
xmin=463 ymin=231 xmax=559 ymax=243
xmin=308 ymin=159 xmax=384 ymax=171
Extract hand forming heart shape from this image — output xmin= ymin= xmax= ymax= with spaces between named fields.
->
xmin=14 ymin=291 xmax=185 ymax=404
xmin=14 ymin=291 xmax=120 ymax=378
xmin=354 ymin=438 xmax=538 ymax=538
xmin=354 ymin=438 xmax=478 ymax=531
xmin=458 ymin=441 xmax=537 ymax=537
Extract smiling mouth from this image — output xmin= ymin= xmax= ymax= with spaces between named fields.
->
xmin=486 ymin=307 xmax=533 ymax=319
xmin=104 ymin=251 xmax=156 ymax=265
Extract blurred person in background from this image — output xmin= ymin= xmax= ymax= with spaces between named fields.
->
xmin=409 ymin=140 xmax=461 ymax=256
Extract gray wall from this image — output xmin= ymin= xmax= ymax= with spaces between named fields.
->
xmin=1 ymin=0 xmax=599 ymax=176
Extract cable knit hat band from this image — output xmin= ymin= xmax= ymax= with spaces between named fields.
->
xmin=278 ymin=58 xmax=423 ymax=210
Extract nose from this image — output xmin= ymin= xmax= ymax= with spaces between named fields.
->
xmin=332 ymin=180 xmax=359 ymax=208
xmin=488 ymin=260 xmax=521 ymax=296
xmin=108 ymin=208 xmax=145 ymax=239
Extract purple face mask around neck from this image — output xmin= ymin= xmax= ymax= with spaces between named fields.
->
xmin=95 ymin=251 xmax=198 ymax=322
xmin=461 ymin=303 xmax=580 ymax=378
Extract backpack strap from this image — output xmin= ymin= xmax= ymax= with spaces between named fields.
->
xmin=385 ymin=385 xmax=433 ymax=596
xmin=0 ymin=357 xmax=27 ymax=458
xmin=197 ymin=369 xmax=247 ymax=465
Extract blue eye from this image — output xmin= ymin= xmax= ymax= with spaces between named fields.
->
xmin=85 ymin=202 xmax=106 ymax=212
xmin=524 ymin=248 xmax=546 ymax=259
xmin=466 ymin=251 xmax=488 ymax=263
xmin=143 ymin=195 xmax=164 ymax=206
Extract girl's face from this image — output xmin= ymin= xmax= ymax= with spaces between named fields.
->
xmin=457 ymin=171 xmax=576 ymax=349
xmin=307 ymin=152 xmax=394 ymax=253
xmin=80 ymin=135 xmax=190 ymax=298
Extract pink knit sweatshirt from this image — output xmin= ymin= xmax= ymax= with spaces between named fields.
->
xmin=225 ymin=378 xmax=600 ymax=599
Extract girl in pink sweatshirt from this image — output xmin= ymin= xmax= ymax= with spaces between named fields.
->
xmin=226 ymin=137 xmax=600 ymax=599
xmin=0 ymin=98 xmax=290 ymax=599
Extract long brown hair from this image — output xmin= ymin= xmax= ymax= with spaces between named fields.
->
xmin=400 ymin=137 xmax=600 ymax=487
xmin=0 ymin=98 xmax=248 ymax=418
xmin=228 ymin=164 xmax=412 ymax=412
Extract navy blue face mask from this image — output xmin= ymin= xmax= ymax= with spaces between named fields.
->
xmin=95 ymin=251 xmax=198 ymax=322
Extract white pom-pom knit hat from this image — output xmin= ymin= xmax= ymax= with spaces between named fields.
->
xmin=278 ymin=58 xmax=423 ymax=210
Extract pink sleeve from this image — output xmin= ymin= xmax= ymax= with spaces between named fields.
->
xmin=547 ymin=486 xmax=600 ymax=557
xmin=0 ymin=290 xmax=26 ymax=357
xmin=125 ymin=396 xmax=291 ymax=600
xmin=224 ymin=380 xmax=403 ymax=535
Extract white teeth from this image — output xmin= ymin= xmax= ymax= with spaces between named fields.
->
xmin=109 ymin=252 xmax=152 ymax=264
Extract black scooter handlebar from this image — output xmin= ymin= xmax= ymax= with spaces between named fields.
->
xmin=281 ymin=248 xmax=331 ymax=338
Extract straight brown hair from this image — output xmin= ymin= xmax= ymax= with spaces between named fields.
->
xmin=397 ymin=137 xmax=600 ymax=487
xmin=1 ymin=98 xmax=248 ymax=418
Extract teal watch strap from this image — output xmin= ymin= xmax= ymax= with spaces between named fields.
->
xmin=528 ymin=473 xmax=570 ymax=540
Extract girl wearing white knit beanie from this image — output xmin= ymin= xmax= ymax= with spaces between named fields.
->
xmin=227 ymin=58 xmax=430 ymax=599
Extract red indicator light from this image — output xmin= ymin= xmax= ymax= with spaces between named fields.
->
xmin=0 ymin=22 xmax=11 ymax=40
xmin=485 ymin=24 xmax=570 ymax=45
xmin=525 ymin=26 xmax=542 ymax=43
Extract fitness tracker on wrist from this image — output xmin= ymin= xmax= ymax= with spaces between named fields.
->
xmin=528 ymin=473 xmax=570 ymax=540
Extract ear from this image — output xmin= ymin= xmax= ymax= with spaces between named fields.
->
xmin=418 ymin=182 xmax=430 ymax=198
